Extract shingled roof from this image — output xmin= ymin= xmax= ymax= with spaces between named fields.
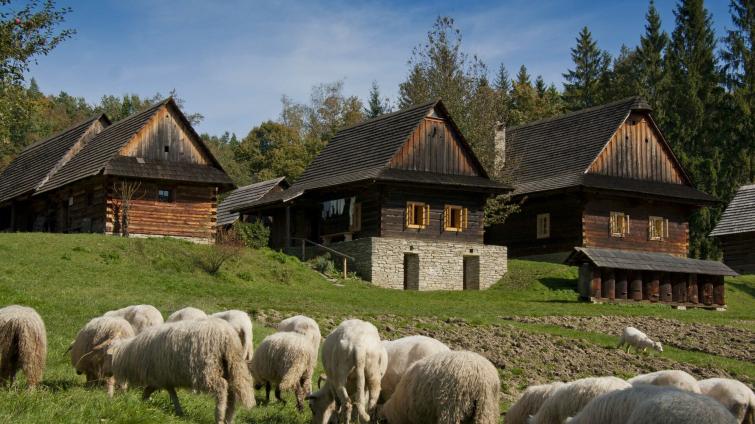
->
xmin=0 ymin=98 xmax=232 ymax=204
xmin=0 ymin=115 xmax=108 ymax=204
xmin=565 ymin=247 xmax=737 ymax=276
xmin=216 ymin=177 xmax=288 ymax=226
xmin=710 ymin=184 xmax=755 ymax=237
xmin=505 ymin=97 xmax=711 ymax=203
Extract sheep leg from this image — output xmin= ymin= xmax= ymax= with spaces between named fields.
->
xmin=142 ymin=386 xmax=157 ymax=401
xmin=167 ymin=387 xmax=184 ymax=417
xmin=224 ymin=387 xmax=237 ymax=424
xmin=106 ymin=376 xmax=115 ymax=398
xmin=275 ymin=386 xmax=286 ymax=404
xmin=265 ymin=382 xmax=271 ymax=403
xmin=214 ymin=380 xmax=228 ymax=424
xmin=335 ymin=385 xmax=353 ymax=424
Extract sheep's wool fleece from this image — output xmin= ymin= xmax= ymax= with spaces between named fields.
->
xmin=0 ymin=305 xmax=47 ymax=386
xmin=505 ymin=382 xmax=565 ymax=424
xmin=627 ymin=389 xmax=738 ymax=424
xmin=71 ymin=316 xmax=134 ymax=377
xmin=566 ymin=384 xmax=677 ymax=424
xmin=167 ymin=307 xmax=207 ymax=322
xmin=382 ymin=350 xmax=500 ymax=424
xmin=530 ymin=376 xmax=631 ymax=424
xmin=250 ymin=331 xmax=314 ymax=390
xmin=111 ymin=317 xmax=253 ymax=407
xmin=104 ymin=305 xmax=163 ymax=334
xmin=628 ymin=370 xmax=701 ymax=393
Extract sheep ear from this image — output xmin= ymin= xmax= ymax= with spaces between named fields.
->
xmin=318 ymin=374 xmax=327 ymax=388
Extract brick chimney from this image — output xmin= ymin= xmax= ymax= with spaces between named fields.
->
xmin=494 ymin=121 xmax=506 ymax=176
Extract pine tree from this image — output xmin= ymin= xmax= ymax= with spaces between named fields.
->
xmin=494 ymin=63 xmax=512 ymax=124
xmin=636 ymin=0 xmax=669 ymax=110
xmin=563 ymin=26 xmax=610 ymax=110
xmin=509 ymin=65 xmax=538 ymax=126
xmin=535 ymin=75 xmax=546 ymax=97
xmin=662 ymin=0 xmax=723 ymax=258
xmin=365 ymin=81 xmax=391 ymax=119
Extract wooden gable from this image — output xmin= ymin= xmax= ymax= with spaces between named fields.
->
xmin=587 ymin=112 xmax=688 ymax=185
xmin=119 ymin=104 xmax=211 ymax=165
xmin=389 ymin=108 xmax=481 ymax=176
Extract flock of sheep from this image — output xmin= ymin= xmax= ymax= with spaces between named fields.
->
xmin=1 ymin=304 xmax=754 ymax=424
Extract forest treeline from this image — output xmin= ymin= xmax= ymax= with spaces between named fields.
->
xmin=1 ymin=0 xmax=753 ymax=259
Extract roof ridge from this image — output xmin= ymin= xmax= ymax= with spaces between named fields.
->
xmin=18 ymin=115 xmax=104 ymax=155
xmin=508 ymin=96 xmax=643 ymax=131
xmin=336 ymin=99 xmax=438 ymax=132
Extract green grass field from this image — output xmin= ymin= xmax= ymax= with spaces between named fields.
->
xmin=0 ymin=233 xmax=753 ymax=423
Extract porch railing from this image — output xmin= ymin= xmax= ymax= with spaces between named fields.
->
xmin=291 ymin=237 xmax=354 ymax=279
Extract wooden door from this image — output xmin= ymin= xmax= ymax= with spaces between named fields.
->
xmin=403 ymin=253 xmax=419 ymax=290
xmin=463 ymin=256 xmax=480 ymax=290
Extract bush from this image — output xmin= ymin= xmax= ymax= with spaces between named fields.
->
xmin=191 ymin=243 xmax=241 ymax=275
xmin=309 ymin=253 xmax=336 ymax=276
xmin=232 ymin=220 xmax=270 ymax=249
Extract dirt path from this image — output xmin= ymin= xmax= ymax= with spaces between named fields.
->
xmin=508 ymin=315 xmax=755 ymax=363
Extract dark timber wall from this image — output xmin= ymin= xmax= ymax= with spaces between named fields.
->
xmin=719 ymin=233 xmax=755 ymax=274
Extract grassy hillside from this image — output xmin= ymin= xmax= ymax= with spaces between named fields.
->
xmin=0 ymin=233 xmax=753 ymax=423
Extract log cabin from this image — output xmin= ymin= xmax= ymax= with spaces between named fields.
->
xmin=710 ymin=184 xmax=755 ymax=274
xmin=0 ymin=98 xmax=234 ymax=243
xmin=234 ymin=100 xmax=510 ymax=290
xmin=216 ymin=177 xmax=288 ymax=228
xmin=486 ymin=97 xmax=736 ymax=307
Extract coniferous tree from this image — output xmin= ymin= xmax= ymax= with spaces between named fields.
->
xmin=636 ymin=0 xmax=669 ymax=111
xmin=509 ymin=65 xmax=538 ymax=126
xmin=365 ymin=81 xmax=391 ymax=119
xmin=494 ymin=63 xmax=512 ymax=124
xmin=563 ymin=26 xmax=611 ymax=110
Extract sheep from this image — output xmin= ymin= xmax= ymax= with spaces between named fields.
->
xmin=566 ymin=384 xmax=680 ymax=424
xmin=0 ymin=305 xmax=46 ymax=388
xmin=166 ymin=307 xmax=208 ymax=322
xmin=103 ymin=317 xmax=254 ymax=424
xmin=306 ymin=319 xmax=387 ymax=424
xmin=618 ymin=326 xmax=663 ymax=353
xmin=277 ymin=315 xmax=321 ymax=392
xmin=528 ymin=376 xmax=631 ymax=424
xmin=380 ymin=335 xmax=450 ymax=402
xmin=69 ymin=316 xmax=134 ymax=396
xmin=697 ymin=378 xmax=755 ymax=424
xmin=211 ymin=310 xmax=253 ymax=362
xmin=103 ymin=304 xmax=163 ymax=334
xmin=505 ymin=382 xmax=565 ymax=424
xmin=628 ymin=369 xmax=701 ymax=393
xmin=626 ymin=387 xmax=738 ymax=424
xmin=250 ymin=331 xmax=315 ymax=412
xmin=380 ymin=350 xmax=501 ymax=424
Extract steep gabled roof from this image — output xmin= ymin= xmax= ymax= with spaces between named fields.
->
xmin=710 ymin=184 xmax=755 ymax=236
xmin=0 ymin=115 xmax=108 ymax=204
xmin=216 ymin=177 xmax=288 ymax=226
xmin=565 ymin=247 xmax=737 ymax=276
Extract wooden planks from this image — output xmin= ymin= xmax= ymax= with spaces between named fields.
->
xmin=719 ymin=233 xmax=755 ymax=274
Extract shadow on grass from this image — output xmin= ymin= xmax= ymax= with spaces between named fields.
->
xmin=40 ymin=378 xmax=77 ymax=393
xmin=538 ymin=277 xmax=578 ymax=292
xmin=729 ymin=281 xmax=755 ymax=299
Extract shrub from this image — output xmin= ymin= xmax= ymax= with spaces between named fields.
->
xmin=309 ymin=253 xmax=336 ymax=276
xmin=191 ymin=243 xmax=241 ymax=275
xmin=232 ymin=220 xmax=270 ymax=249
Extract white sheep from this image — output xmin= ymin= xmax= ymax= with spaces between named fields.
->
xmin=506 ymin=382 xmax=565 ymax=424
xmin=697 ymin=378 xmax=755 ymax=423
xmin=103 ymin=304 xmax=163 ymax=334
xmin=211 ymin=310 xmax=253 ymax=362
xmin=380 ymin=335 xmax=449 ymax=401
xmin=618 ymin=326 xmax=663 ymax=353
xmin=528 ymin=376 xmax=631 ymax=424
xmin=103 ymin=317 xmax=254 ymax=424
xmin=380 ymin=350 xmax=501 ymax=424
xmin=566 ymin=384 xmax=679 ymax=424
xmin=166 ymin=307 xmax=208 ymax=322
xmin=0 ymin=305 xmax=46 ymax=388
xmin=277 ymin=315 xmax=321 ymax=392
xmin=628 ymin=370 xmax=701 ymax=393
xmin=69 ymin=316 xmax=134 ymax=396
xmin=306 ymin=319 xmax=387 ymax=424
xmin=626 ymin=387 xmax=738 ymax=424
xmin=250 ymin=331 xmax=315 ymax=412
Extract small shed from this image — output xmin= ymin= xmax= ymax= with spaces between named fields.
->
xmin=566 ymin=247 xmax=738 ymax=308
xmin=216 ymin=177 xmax=288 ymax=228
xmin=710 ymin=184 xmax=755 ymax=274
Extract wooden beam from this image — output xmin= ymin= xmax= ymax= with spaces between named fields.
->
xmin=700 ymin=276 xmax=714 ymax=305
xmin=660 ymin=273 xmax=673 ymax=303
xmin=687 ymin=273 xmax=699 ymax=304
xmin=713 ymin=275 xmax=725 ymax=305
xmin=672 ymin=273 xmax=687 ymax=303
xmin=602 ymin=268 xmax=616 ymax=300
xmin=630 ymin=271 xmax=643 ymax=301
xmin=615 ymin=269 xmax=628 ymax=300
xmin=590 ymin=266 xmax=602 ymax=299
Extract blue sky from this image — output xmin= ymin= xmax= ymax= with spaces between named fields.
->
xmin=26 ymin=0 xmax=732 ymax=137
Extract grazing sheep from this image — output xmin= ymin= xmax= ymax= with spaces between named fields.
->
xmin=69 ymin=316 xmax=134 ymax=395
xmin=626 ymin=388 xmax=738 ymax=424
xmin=506 ymin=382 xmax=565 ymax=424
xmin=698 ymin=378 xmax=755 ymax=424
xmin=103 ymin=317 xmax=254 ymax=424
xmin=211 ymin=310 xmax=253 ymax=362
xmin=566 ymin=384 xmax=678 ymax=424
xmin=0 ymin=305 xmax=47 ymax=388
xmin=306 ymin=319 xmax=387 ymax=424
xmin=103 ymin=304 xmax=163 ymax=334
xmin=628 ymin=370 xmax=701 ymax=393
xmin=166 ymin=307 xmax=208 ymax=322
xmin=278 ymin=315 xmax=321 ymax=392
xmin=618 ymin=326 xmax=663 ymax=353
xmin=380 ymin=335 xmax=450 ymax=401
xmin=250 ymin=331 xmax=315 ymax=412
xmin=528 ymin=376 xmax=631 ymax=424
xmin=380 ymin=350 xmax=501 ymax=424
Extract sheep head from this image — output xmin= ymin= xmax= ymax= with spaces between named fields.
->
xmin=654 ymin=341 xmax=663 ymax=352
xmin=306 ymin=386 xmax=336 ymax=424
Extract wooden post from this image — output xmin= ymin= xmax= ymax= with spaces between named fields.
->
xmin=284 ymin=206 xmax=291 ymax=249
xmin=672 ymin=273 xmax=687 ymax=303
xmin=9 ymin=201 xmax=16 ymax=231
xmin=660 ymin=273 xmax=672 ymax=303
xmin=713 ymin=275 xmax=725 ymax=306
xmin=342 ymin=256 xmax=348 ymax=279
xmin=615 ymin=269 xmax=628 ymax=300
xmin=578 ymin=263 xmax=591 ymax=300
xmin=590 ymin=266 xmax=602 ymax=299
xmin=650 ymin=272 xmax=661 ymax=302
xmin=687 ymin=274 xmax=698 ymax=304
xmin=700 ymin=276 xmax=714 ymax=305
xmin=602 ymin=268 xmax=615 ymax=300
xmin=630 ymin=271 xmax=643 ymax=301
xmin=301 ymin=239 xmax=306 ymax=260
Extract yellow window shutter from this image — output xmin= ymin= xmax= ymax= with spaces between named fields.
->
xmin=443 ymin=205 xmax=450 ymax=229
xmin=405 ymin=203 xmax=412 ymax=228
xmin=664 ymin=219 xmax=669 ymax=239
xmin=462 ymin=208 xmax=469 ymax=230
xmin=424 ymin=204 xmax=430 ymax=226
xmin=625 ymin=215 xmax=630 ymax=235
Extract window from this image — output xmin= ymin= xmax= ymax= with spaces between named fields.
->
xmin=648 ymin=216 xmax=669 ymax=241
xmin=444 ymin=205 xmax=468 ymax=232
xmin=406 ymin=202 xmax=430 ymax=229
xmin=158 ymin=188 xmax=173 ymax=202
xmin=164 ymin=145 xmax=170 ymax=153
xmin=610 ymin=212 xmax=630 ymax=237
xmin=536 ymin=213 xmax=550 ymax=239
xmin=350 ymin=202 xmax=362 ymax=232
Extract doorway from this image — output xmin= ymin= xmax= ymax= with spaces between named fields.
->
xmin=463 ymin=256 xmax=480 ymax=290
xmin=403 ymin=253 xmax=419 ymax=290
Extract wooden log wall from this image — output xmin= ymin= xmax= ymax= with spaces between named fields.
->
xmin=581 ymin=264 xmax=725 ymax=307
xmin=718 ymin=233 xmax=755 ymax=275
